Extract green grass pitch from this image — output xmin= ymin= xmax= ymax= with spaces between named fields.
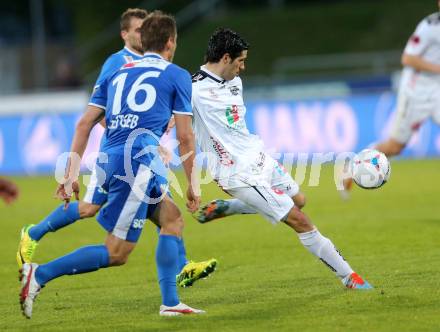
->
xmin=1 ymin=159 xmax=439 ymax=331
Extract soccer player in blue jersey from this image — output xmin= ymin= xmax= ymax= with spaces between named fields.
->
xmin=17 ymin=8 xmax=217 ymax=288
xmin=19 ymin=11 xmax=205 ymax=318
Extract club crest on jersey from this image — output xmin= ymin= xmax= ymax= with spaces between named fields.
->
xmin=229 ymin=85 xmax=239 ymax=96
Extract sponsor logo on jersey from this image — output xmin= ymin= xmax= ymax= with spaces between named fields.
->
xmin=97 ymin=187 xmax=108 ymax=194
xmin=210 ymin=136 xmax=234 ymax=166
xmin=132 ymin=218 xmax=146 ymax=229
xmin=225 ymin=105 xmax=239 ymax=124
xmin=225 ymin=105 xmax=245 ymax=134
xmin=209 ymin=88 xmax=219 ymax=99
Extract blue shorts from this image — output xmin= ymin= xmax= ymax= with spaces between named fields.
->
xmin=96 ymin=155 xmax=168 ymax=242
xmin=83 ymin=185 xmax=108 ymax=206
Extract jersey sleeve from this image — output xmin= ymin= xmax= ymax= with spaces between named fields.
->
xmin=89 ymin=77 xmax=109 ymax=110
xmin=404 ymin=19 xmax=432 ymax=56
xmin=93 ymin=54 xmax=123 ymax=90
xmin=172 ymin=68 xmax=193 ymax=116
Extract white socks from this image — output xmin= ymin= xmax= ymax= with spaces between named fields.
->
xmin=298 ymin=228 xmax=353 ymax=279
xmin=225 ymin=199 xmax=257 ymax=215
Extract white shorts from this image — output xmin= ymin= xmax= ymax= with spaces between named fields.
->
xmin=390 ymin=87 xmax=440 ymax=144
xmin=221 ymin=155 xmax=299 ymax=224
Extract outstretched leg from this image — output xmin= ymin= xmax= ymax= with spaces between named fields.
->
xmin=283 ymin=207 xmax=372 ymax=289
xmin=17 ymin=200 xmax=104 ymax=268
xmin=196 ymin=192 xmax=306 ymax=224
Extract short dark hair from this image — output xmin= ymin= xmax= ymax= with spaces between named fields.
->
xmin=141 ymin=11 xmax=177 ymax=53
xmin=120 ymin=8 xmax=148 ymax=32
xmin=205 ymin=28 xmax=249 ymax=63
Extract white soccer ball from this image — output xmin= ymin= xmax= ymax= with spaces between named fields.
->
xmin=351 ymin=149 xmax=391 ymax=189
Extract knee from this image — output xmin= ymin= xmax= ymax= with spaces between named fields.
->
xmin=109 ymin=255 xmax=128 ymax=266
xmin=293 ymin=193 xmax=306 ymax=209
xmin=161 ymin=215 xmax=184 ymax=237
xmin=79 ymin=202 xmax=100 ymax=218
xmin=107 ymin=249 xmax=130 ymax=266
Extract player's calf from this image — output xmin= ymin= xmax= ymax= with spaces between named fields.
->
xmin=152 ymin=197 xmax=185 ymax=237
xmin=284 ymin=206 xmax=372 ymax=289
xmin=283 ymin=206 xmax=314 ymax=233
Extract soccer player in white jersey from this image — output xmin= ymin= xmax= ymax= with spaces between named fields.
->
xmin=191 ymin=27 xmax=371 ymax=290
xmin=16 ymin=8 xmax=216 ymax=289
xmin=342 ymin=1 xmax=440 ymax=194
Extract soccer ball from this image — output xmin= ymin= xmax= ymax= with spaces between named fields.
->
xmin=351 ymin=149 xmax=391 ymax=189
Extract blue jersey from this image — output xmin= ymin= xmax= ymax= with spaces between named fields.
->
xmin=89 ymin=53 xmax=192 ymax=166
xmin=91 ymin=47 xmax=144 ymax=149
xmin=93 ymin=47 xmax=144 ymax=91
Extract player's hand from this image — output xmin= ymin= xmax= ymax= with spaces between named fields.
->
xmin=55 ymin=180 xmax=80 ymax=209
xmin=165 ymin=115 xmax=175 ymax=135
xmin=0 ymin=178 xmax=19 ymax=204
xmin=186 ymin=186 xmax=200 ymax=213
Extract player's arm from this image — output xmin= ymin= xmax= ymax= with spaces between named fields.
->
xmin=401 ymin=53 xmax=440 ymax=74
xmin=71 ymin=105 xmax=105 ymax=160
xmin=172 ymin=68 xmax=200 ymax=212
xmin=401 ymin=19 xmax=440 ymax=74
xmin=174 ymin=114 xmax=199 ymax=212
xmin=99 ymin=117 xmax=106 ymax=128
xmin=57 ymin=105 xmax=105 ymax=205
xmin=93 ymin=55 xmax=121 ymax=129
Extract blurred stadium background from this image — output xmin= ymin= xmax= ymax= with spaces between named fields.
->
xmin=2 ymin=1 xmax=440 ymax=331
xmin=1 ymin=0 xmax=439 ymax=174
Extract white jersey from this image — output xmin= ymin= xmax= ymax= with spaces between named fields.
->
xmin=400 ymin=12 xmax=440 ymax=93
xmin=191 ymin=66 xmax=265 ymax=188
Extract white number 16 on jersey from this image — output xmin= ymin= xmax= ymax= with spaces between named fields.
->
xmin=111 ymin=71 xmax=160 ymax=115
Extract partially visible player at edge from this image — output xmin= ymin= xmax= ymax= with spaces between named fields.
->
xmin=192 ymin=27 xmax=371 ymax=290
xmin=342 ymin=0 xmax=440 ymax=196
xmin=16 ymin=8 xmax=216 ymax=288
xmin=0 ymin=177 xmax=19 ymax=204
xmin=19 ymin=11 xmax=205 ymax=318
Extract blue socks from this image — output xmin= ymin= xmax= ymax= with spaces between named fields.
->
xmin=35 ymin=245 xmax=109 ymax=286
xmin=177 ymin=238 xmax=188 ymax=272
xmin=156 ymin=234 xmax=180 ymax=306
xmin=29 ymin=202 xmax=81 ymax=241
xmin=156 ymin=226 xmax=188 ymax=272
